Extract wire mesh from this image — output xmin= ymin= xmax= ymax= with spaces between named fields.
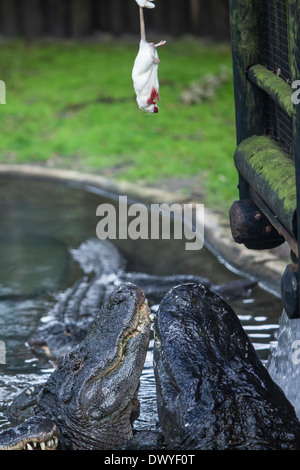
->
xmin=260 ymin=0 xmax=294 ymax=157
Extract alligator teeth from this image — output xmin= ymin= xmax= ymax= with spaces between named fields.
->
xmin=47 ymin=439 xmax=55 ymax=448
xmin=20 ymin=436 xmax=59 ymax=450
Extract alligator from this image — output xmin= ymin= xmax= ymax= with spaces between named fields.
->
xmin=0 ymin=283 xmax=151 ymax=450
xmin=2 ymin=281 xmax=300 ymax=450
xmin=154 ymin=283 xmax=300 ymax=450
xmin=27 ymin=238 xmax=256 ymax=362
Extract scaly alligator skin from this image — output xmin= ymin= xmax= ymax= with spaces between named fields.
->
xmin=27 ymin=238 xmax=125 ymax=361
xmin=28 ymin=238 xmax=256 ymax=362
xmin=154 ymin=283 xmax=300 ymax=450
xmin=0 ymin=283 xmax=151 ymax=450
xmin=4 ymin=281 xmax=300 ymax=450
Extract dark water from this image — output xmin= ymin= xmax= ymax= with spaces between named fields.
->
xmin=0 ymin=175 xmax=283 ymax=430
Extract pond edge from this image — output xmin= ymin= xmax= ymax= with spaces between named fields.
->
xmin=0 ymin=164 xmax=287 ymax=298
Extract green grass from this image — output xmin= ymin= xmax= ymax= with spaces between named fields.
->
xmin=0 ymin=38 xmax=238 ymax=212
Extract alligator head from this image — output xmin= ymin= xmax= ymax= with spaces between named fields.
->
xmin=154 ymin=283 xmax=300 ymax=450
xmin=28 ymin=320 xmax=88 ymax=363
xmin=0 ymin=417 xmax=59 ymax=450
xmin=0 ymin=283 xmax=151 ymax=450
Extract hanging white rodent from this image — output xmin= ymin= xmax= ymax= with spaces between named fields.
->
xmin=132 ymin=0 xmax=166 ymax=113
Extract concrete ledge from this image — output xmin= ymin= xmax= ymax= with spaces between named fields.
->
xmin=0 ymin=164 xmax=288 ymax=297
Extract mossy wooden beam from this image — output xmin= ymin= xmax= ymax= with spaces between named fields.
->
xmin=234 ymin=135 xmax=297 ymax=237
xmin=247 ymin=64 xmax=294 ymax=118
xmin=288 ymin=0 xmax=300 ymax=317
xmin=289 ymin=0 xmax=300 ymax=243
xmin=229 ymin=0 xmax=266 ymax=199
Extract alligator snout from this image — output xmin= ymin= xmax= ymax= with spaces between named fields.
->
xmin=28 ymin=322 xmax=87 ymax=362
xmin=34 ymin=283 xmax=151 ymax=450
xmin=0 ymin=416 xmax=59 ymax=450
xmin=154 ymin=283 xmax=300 ymax=450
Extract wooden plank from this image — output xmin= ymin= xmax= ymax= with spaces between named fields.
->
xmin=0 ymin=0 xmax=19 ymax=36
xmin=125 ymin=0 xmax=140 ymax=36
xmin=22 ymin=0 xmax=44 ymax=37
xmin=197 ymin=0 xmax=213 ymax=38
xmin=166 ymin=0 xmax=187 ymax=36
xmin=0 ymin=0 xmax=231 ymax=39
xmin=289 ymin=0 xmax=300 ymax=316
xmin=145 ymin=0 xmax=187 ymax=37
xmin=189 ymin=0 xmax=201 ymax=36
xmin=44 ymin=0 xmax=68 ymax=37
xmin=109 ymin=0 xmax=124 ymax=35
xmin=96 ymin=0 xmax=109 ymax=33
xmin=211 ymin=0 xmax=230 ymax=40
xmin=71 ymin=0 xmax=91 ymax=37
xmin=146 ymin=0 xmax=167 ymax=35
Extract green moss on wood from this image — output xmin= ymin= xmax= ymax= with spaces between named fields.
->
xmin=234 ymin=135 xmax=297 ymax=234
xmin=248 ymin=64 xmax=294 ymax=118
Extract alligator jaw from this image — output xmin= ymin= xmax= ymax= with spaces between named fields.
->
xmin=35 ymin=283 xmax=151 ymax=450
xmin=0 ymin=283 xmax=150 ymax=450
xmin=154 ymin=283 xmax=300 ymax=450
xmin=0 ymin=416 xmax=59 ymax=450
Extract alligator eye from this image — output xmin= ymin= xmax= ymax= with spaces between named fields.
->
xmin=72 ymin=359 xmax=82 ymax=373
xmin=64 ymin=326 xmax=72 ymax=336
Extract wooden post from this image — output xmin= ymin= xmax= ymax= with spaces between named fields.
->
xmin=167 ymin=0 xmax=186 ymax=36
xmin=229 ymin=199 xmax=285 ymax=249
xmin=109 ymin=0 xmax=124 ymax=35
xmin=288 ymin=0 xmax=300 ymax=317
xmin=189 ymin=0 xmax=201 ymax=36
xmin=96 ymin=0 xmax=109 ymax=33
xmin=148 ymin=0 xmax=166 ymax=35
xmin=45 ymin=0 xmax=68 ymax=37
xmin=211 ymin=0 xmax=230 ymax=41
xmin=22 ymin=0 xmax=44 ymax=37
xmin=71 ymin=0 xmax=91 ymax=38
xmin=0 ymin=0 xmax=19 ymax=36
xmin=125 ymin=0 xmax=140 ymax=36
xmin=229 ymin=0 xmax=266 ymax=199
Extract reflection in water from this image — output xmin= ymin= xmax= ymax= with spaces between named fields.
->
xmin=0 ymin=176 xmax=283 ymax=430
xmin=0 ymin=236 xmax=70 ymax=299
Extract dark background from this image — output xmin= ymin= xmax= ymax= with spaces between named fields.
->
xmin=0 ymin=0 xmax=230 ymax=41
